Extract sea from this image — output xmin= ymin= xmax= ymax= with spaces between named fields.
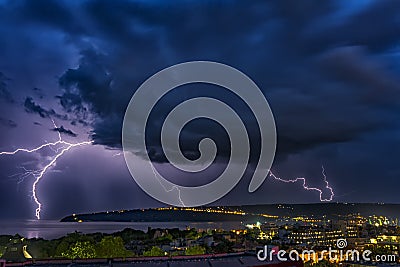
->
xmin=0 ymin=220 xmax=245 ymax=239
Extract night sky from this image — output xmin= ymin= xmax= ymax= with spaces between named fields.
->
xmin=0 ymin=0 xmax=399 ymax=220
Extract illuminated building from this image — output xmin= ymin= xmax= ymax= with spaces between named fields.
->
xmin=369 ymin=235 xmax=400 ymax=256
xmin=368 ymin=215 xmax=398 ymax=227
xmin=1 ymin=236 xmax=32 ymax=262
xmin=288 ymin=226 xmax=343 ymax=246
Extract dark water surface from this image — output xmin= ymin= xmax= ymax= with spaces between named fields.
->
xmin=0 ymin=220 xmax=244 ymax=239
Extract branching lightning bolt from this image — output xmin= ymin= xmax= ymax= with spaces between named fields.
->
xmin=269 ymin=165 xmax=334 ymax=201
xmin=0 ymin=119 xmax=92 ymax=219
xmin=148 ymin=162 xmax=333 ymax=205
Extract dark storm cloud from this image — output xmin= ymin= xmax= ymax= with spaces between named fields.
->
xmin=46 ymin=0 xmax=400 ymax=165
xmin=318 ymin=47 xmax=400 ymax=103
xmin=58 ymin=49 xmax=113 ymax=117
xmin=24 ymin=97 xmax=68 ymax=120
xmin=52 ymin=125 xmax=77 ymax=137
xmin=24 ymin=97 xmax=49 ymax=118
xmin=3 ymin=0 xmax=399 ymax=164
xmin=311 ymin=0 xmax=400 ymax=52
xmin=14 ymin=0 xmax=85 ymax=35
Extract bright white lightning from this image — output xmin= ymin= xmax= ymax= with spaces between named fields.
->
xmin=0 ymin=120 xmax=92 ymax=219
xmin=1 ymin=117 xmax=333 ymax=218
xmin=149 ymin=161 xmax=333 ymax=205
xmin=269 ymin=165 xmax=334 ymax=201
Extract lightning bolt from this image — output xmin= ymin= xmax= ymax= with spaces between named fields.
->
xmin=269 ymin=165 xmax=334 ymax=201
xmin=150 ymin=163 xmax=185 ymax=207
xmin=148 ymin=163 xmax=333 ymax=206
xmin=0 ymin=119 xmax=92 ymax=219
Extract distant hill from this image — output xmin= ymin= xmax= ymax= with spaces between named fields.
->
xmin=239 ymin=203 xmax=400 ymax=218
xmin=61 ymin=208 xmax=263 ymax=222
xmin=61 ymin=203 xmax=400 ymax=222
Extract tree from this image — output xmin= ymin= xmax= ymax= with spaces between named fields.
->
xmin=0 ymin=245 xmax=6 ymax=258
xmin=54 ymin=232 xmax=98 ymax=259
xmin=96 ymin=236 xmax=133 ymax=258
xmin=213 ymin=240 xmax=233 ymax=253
xmin=155 ymin=233 xmax=173 ymax=244
xmin=185 ymin=246 xmax=206 ymax=256
xmin=117 ymin=229 xmax=146 ymax=244
xmin=185 ymin=229 xmax=200 ymax=240
xmin=61 ymin=241 xmax=96 ymax=259
xmin=143 ymin=246 xmax=164 ymax=257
